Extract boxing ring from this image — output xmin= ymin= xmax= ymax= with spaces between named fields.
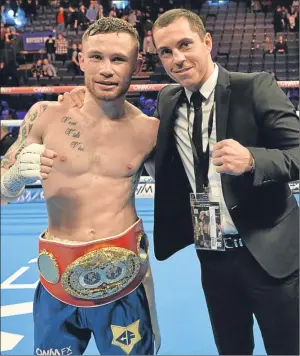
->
xmin=1 ymin=82 xmax=299 ymax=355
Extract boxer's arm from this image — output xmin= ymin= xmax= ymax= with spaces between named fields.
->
xmin=1 ymin=102 xmax=48 ymax=201
xmin=1 ymin=102 xmax=47 ymax=173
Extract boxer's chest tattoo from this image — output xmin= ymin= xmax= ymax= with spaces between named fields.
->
xmin=60 ymin=116 xmax=84 ymax=151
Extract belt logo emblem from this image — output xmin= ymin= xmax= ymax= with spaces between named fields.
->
xmin=111 ymin=320 xmax=141 ymax=354
xmin=84 ymin=271 xmax=101 ymax=285
xmin=61 ymin=248 xmax=141 ymax=300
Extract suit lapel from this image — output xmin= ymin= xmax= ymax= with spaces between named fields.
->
xmin=156 ymin=86 xmax=184 ymax=170
xmin=215 ymin=65 xmax=231 ymax=142
xmin=214 ymin=66 xmax=237 ymax=200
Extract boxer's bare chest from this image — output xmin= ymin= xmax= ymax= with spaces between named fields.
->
xmin=43 ymin=111 xmax=155 ymax=178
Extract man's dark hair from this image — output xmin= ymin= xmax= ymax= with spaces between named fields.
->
xmin=153 ymin=9 xmax=206 ymax=41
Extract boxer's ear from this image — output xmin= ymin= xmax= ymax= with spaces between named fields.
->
xmin=78 ymin=52 xmax=85 ymax=72
xmin=133 ymin=56 xmax=143 ymax=76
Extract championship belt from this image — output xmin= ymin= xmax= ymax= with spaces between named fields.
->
xmin=37 ymin=219 xmax=149 ymax=307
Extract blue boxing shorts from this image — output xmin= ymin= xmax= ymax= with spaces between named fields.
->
xmin=34 ymin=219 xmax=160 ymax=355
xmin=33 ymin=282 xmax=155 ymax=355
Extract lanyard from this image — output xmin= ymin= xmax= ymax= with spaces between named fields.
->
xmin=186 ymin=99 xmax=214 ymax=190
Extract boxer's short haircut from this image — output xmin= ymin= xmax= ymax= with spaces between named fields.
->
xmin=82 ymin=17 xmax=139 ymax=52
xmin=153 ymin=9 xmax=206 ymax=41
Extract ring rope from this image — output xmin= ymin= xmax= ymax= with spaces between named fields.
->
xmin=0 ymin=80 xmax=299 ymax=95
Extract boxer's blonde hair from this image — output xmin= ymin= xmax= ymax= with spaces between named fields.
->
xmin=82 ymin=17 xmax=139 ymax=52
xmin=153 ymin=9 xmax=206 ymax=41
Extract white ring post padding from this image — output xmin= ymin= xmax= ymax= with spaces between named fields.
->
xmin=1 ymin=120 xmax=23 ymax=127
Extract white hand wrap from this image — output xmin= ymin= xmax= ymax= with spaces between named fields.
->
xmin=1 ymin=143 xmax=45 ymax=199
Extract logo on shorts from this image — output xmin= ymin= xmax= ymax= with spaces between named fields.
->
xmin=111 ymin=320 xmax=141 ymax=354
xmin=35 ymin=346 xmax=72 ymax=355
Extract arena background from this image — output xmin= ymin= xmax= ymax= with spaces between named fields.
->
xmin=1 ymin=0 xmax=299 ymax=354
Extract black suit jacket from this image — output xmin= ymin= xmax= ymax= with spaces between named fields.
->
xmin=153 ymin=65 xmax=299 ymax=278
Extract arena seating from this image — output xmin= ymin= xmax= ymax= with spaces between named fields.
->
xmin=199 ymin=1 xmax=299 ymax=80
xmin=14 ymin=1 xmax=299 ymax=86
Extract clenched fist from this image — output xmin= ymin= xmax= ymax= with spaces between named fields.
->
xmin=14 ymin=143 xmax=57 ymax=182
xmin=212 ymin=139 xmax=254 ymax=176
xmin=1 ymin=143 xmax=58 ymax=199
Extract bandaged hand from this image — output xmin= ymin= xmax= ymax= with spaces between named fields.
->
xmin=1 ymin=143 xmax=57 ymax=199
xmin=58 ymin=87 xmax=86 ymax=108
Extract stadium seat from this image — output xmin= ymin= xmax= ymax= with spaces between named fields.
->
xmin=288 ymin=62 xmax=299 ymax=70
xmin=38 ymin=77 xmax=50 ymax=86
xmin=216 ymin=56 xmax=227 ymax=66
xmin=231 ymin=42 xmax=241 ymax=49
xmin=238 ymin=63 xmax=249 ymax=72
xmin=275 ymin=54 xmax=287 ymax=63
xmin=265 ymin=54 xmax=275 ymax=63
xmin=288 ymin=53 xmax=299 ymax=62
xmin=27 ymin=77 xmax=38 ymax=86
xmin=252 ymin=52 xmax=264 ymax=60
xmin=57 ymin=68 xmax=68 ymax=77
xmin=240 ymin=49 xmax=251 ymax=55
xmin=264 ymin=63 xmax=275 ymax=72
xmin=73 ymin=76 xmax=84 ymax=85
xmin=55 ymin=61 xmax=65 ymax=69
xmin=226 ymin=63 xmax=238 ymax=71
xmin=276 ymin=73 xmax=288 ymax=80
xmin=50 ymin=77 xmax=61 ymax=86
xmin=61 ymin=76 xmax=74 ymax=85
xmin=252 ymin=63 xmax=263 ymax=71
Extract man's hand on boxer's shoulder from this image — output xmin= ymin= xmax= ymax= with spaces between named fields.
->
xmin=212 ymin=139 xmax=254 ymax=176
xmin=58 ymin=87 xmax=86 ymax=108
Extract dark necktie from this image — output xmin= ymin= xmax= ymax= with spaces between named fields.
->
xmin=191 ymin=91 xmax=205 ymax=192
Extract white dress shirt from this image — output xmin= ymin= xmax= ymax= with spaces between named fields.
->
xmin=174 ymin=64 xmax=238 ymax=235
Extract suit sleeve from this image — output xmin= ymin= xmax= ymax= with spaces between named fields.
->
xmin=144 ymin=148 xmax=156 ymax=179
xmin=247 ymin=72 xmax=299 ymax=186
xmin=153 ymin=88 xmax=162 ymax=119
xmin=144 ymin=89 xmax=163 ymax=179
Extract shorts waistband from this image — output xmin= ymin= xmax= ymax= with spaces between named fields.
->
xmin=37 ymin=218 xmax=149 ymax=307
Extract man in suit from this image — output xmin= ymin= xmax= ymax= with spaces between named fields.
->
xmin=150 ymin=8 xmax=299 ymax=356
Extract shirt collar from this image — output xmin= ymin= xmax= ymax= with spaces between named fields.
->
xmin=184 ymin=63 xmax=219 ymax=103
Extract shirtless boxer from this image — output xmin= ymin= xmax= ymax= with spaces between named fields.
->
xmin=1 ymin=18 xmax=160 ymax=355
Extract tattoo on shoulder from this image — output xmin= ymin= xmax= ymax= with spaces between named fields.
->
xmin=28 ymin=108 xmax=37 ymax=122
xmin=40 ymin=104 xmax=48 ymax=114
xmin=0 ymin=104 xmax=46 ymax=170
xmin=27 ymin=104 xmax=48 ymax=123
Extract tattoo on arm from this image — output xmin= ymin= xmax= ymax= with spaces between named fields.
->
xmin=40 ymin=104 xmax=48 ymax=114
xmin=1 ymin=104 xmax=47 ymax=170
xmin=28 ymin=110 xmax=37 ymax=122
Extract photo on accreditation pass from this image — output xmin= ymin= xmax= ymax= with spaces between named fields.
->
xmin=192 ymin=203 xmax=222 ymax=250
